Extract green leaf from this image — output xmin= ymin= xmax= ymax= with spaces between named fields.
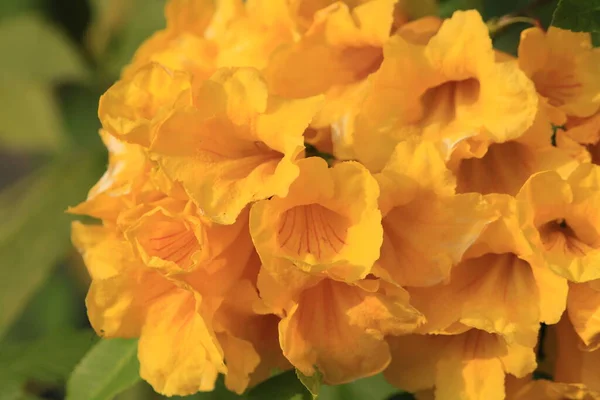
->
xmin=0 ymin=0 xmax=42 ymax=23
xmin=103 ymin=0 xmax=166 ymax=78
xmin=319 ymin=374 xmax=401 ymax=400
xmin=0 ymin=14 xmax=88 ymax=84
xmin=439 ymin=0 xmax=483 ymax=17
xmin=247 ymin=370 xmax=312 ymax=400
xmin=296 ymin=369 xmax=322 ymax=399
xmin=166 ymin=376 xmax=245 ymax=400
xmin=67 ymin=338 xmax=141 ymax=400
xmin=481 ymin=0 xmax=529 ymax=19
xmin=552 ymin=0 xmax=600 ymax=32
xmin=0 ymin=77 xmax=65 ymax=151
xmin=0 ymin=330 xmax=98 ymax=384
xmin=402 ymin=0 xmax=438 ymax=19
xmin=0 ymin=14 xmax=90 ymax=151
xmin=0 ymin=151 xmax=104 ymax=339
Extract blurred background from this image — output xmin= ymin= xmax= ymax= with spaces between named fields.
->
xmin=0 ymin=0 xmax=568 ymax=399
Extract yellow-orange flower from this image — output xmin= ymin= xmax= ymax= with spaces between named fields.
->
xmin=407 ymin=193 xmax=566 ymax=346
xmin=250 ymin=157 xmax=382 ymax=283
xmin=510 ymin=380 xmax=600 ymax=400
xmin=349 ymin=10 xmax=537 ymax=172
xmin=553 ymin=315 xmax=600 ymax=394
xmin=150 ymin=67 xmax=322 ymax=224
xmin=68 ymin=130 xmax=152 ymax=221
xmin=265 ymin=0 xmax=395 ymax=98
xmin=99 ymin=63 xmax=192 ymax=147
xmin=275 ymin=276 xmax=423 ymax=384
xmin=518 ymin=27 xmax=600 ymax=119
xmin=450 ymin=96 xmax=577 ymax=196
xmin=517 ymin=164 xmax=600 ymax=282
xmin=385 ymin=329 xmax=536 ymax=400
xmin=374 ymin=140 xmax=498 ymax=287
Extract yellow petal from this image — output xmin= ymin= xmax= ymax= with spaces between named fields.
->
xmin=139 ymin=289 xmax=225 ymax=396
xmin=519 ymin=27 xmax=600 ymax=118
xmin=265 ymin=0 xmax=393 ymax=98
xmin=511 ymin=380 xmax=600 ymax=400
xmin=280 ymin=279 xmax=421 ymax=384
xmin=99 ymin=63 xmax=192 ymax=147
xmin=378 ymin=193 xmax=496 ymax=287
xmin=151 ymin=68 xmax=322 ymax=224
xmin=568 ymin=281 xmax=600 ymax=350
xmin=250 ymin=157 xmax=382 ymax=282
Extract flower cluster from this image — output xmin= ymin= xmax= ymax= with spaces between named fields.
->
xmin=71 ymin=1 xmax=600 ymax=399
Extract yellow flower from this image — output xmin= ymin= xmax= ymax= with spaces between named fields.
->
xmin=385 ymin=329 xmax=536 ymax=400
xmin=349 ymin=10 xmax=537 ymax=172
xmin=518 ymin=27 xmax=600 ymax=119
xmin=119 ymin=197 xmax=249 ymax=274
xmin=71 ymin=222 xmax=226 ymax=394
xmin=265 ymin=0 xmax=396 ymax=98
xmin=374 ymin=140 xmax=498 ymax=287
xmin=510 ymin=380 xmax=600 ymax=400
xmin=562 ymin=112 xmax=600 ymax=165
xmin=407 ymin=193 xmax=567 ymax=346
xmin=68 ymin=130 xmax=152 ymax=221
xmin=450 ymin=96 xmax=578 ymax=196
xmin=567 ymin=280 xmax=600 ymax=351
xmin=122 ymin=0 xmax=218 ymax=80
xmin=149 ymin=67 xmax=322 ymax=225
xmin=278 ymin=277 xmax=423 ymax=384
xmin=72 ymin=216 xmax=280 ymax=395
xmin=99 ymin=63 xmax=192 ymax=147
xmin=553 ymin=315 xmax=600 ymax=394
xmin=517 ymin=164 xmax=600 ymax=282
xmin=250 ymin=157 xmax=382 ymax=283
xmin=209 ymin=0 xmax=297 ymax=70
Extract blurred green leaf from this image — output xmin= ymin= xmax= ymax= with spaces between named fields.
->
xmin=401 ymin=0 xmax=439 ymax=19
xmin=0 ymin=14 xmax=90 ymax=151
xmin=296 ymin=369 xmax=321 ymax=399
xmin=167 ymin=377 xmax=245 ymax=400
xmin=247 ymin=370 xmax=311 ymax=400
xmin=6 ymin=268 xmax=87 ymax=342
xmin=59 ymin=84 xmax=103 ymax=148
xmin=66 ymin=338 xmax=141 ymax=400
xmin=104 ymin=0 xmax=166 ymax=78
xmin=552 ymin=0 xmax=600 ymax=32
xmin=439 ymin=0 xmax=483 ymax=17
xmin=481 ymin=0 xmax=529 ymax=19
xmin=0 ymin=151 xmax=104 ymax=339
xmin=0 ymin=14 xmax=88 ymax=84
xmin=0 ymin=330 xmax=97 ymax=384
xmin=0 ymin=0 xmax=41 ymax=22
xmin=0 ymin=77 xmax=65 ymax=151
xmin=0 ymin=330 xmax=97 ymax=399
xmin=86 ymin=0 xmax=137 ymax=60
xmin=319 ymin=374 xmax=401 ymax=400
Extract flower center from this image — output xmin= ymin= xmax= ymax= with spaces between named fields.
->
xmin=538 ymin=219 xmax=595 ymax=257
xmin=277 ymin=204 xmax=348 ymax=260
xmin=456 ymin=141 xmax=534 ymax=195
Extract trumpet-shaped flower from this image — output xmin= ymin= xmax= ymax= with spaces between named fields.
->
xmin=517 ymin=165 xmax=600 ymax=282
xmin=407 ymin=194 xmax=567 ymax=346
xmin=150 ymin=67 xmax=322 ymax=224
xmin=265 ymin=0 xmax=395 ymax=98
xmin=374 ymin=140 xmax=498 ymax=287
xmin=99 ymin=63 xmax=192 ymax=147
xmin=385 ymin=329 xmax=537 ymax=400
xmin=349 ymin=10 xmax=537 ymax=172
xmin=272 ymin=275 xmax=423 ymax=384
xmin=251 ymin=157 xmax=382 ymax=283
xmin=518 ymin=27 xmax=600 ymax=119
